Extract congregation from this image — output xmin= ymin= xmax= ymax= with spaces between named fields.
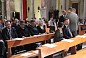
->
xmin=0 ymin=7 xmax=86 ymax=58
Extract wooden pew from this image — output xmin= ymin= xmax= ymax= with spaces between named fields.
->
xmin=65 ymin=48 xmax=86 ymax=58
xmin=6 ymin=33 xmax=54 ymax=58
xmin=78 ymin=24 xmax=86 ymax=35
xmin=37 ymin=36 xmax=86 ymax=58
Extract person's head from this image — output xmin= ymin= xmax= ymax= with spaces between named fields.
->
xmin=72 ymin=8 xmax=76 ymax=13
xmin=64 ymin=18 xmax=70 ymax=25
xmin=26 ymin=20 xmax=30 ymax=25
xmin=0 ymin=20 xmax=2 ymax=24
xmin=62 ymin=10 xmax=66 ymax=15
xmin=38 ymin=20 xmax=43 ymax=26
xmin=58 ymin=22 xmax=64 ymax=28
xmin=14 ymin=19 xmax=19 ymax=23
xmin=79 ymin=19 xmax=85 ymax=23
xmin=20 ymin=21 xmax=25 ymax=29
xmin=68 ymin=7 xmax=73 ymax=13
xmin=5 ymin=21 xmax=11 ymax=28
xmin=30 ymin=20 xmax=36 ymax=26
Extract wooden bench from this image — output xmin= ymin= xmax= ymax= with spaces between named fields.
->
xmin=78 ymin=24 xmax=86 ymax=35
xmin=37 ymin=35 xmax=86 ymax=58
xmin=65 ymin=48 xmax=86 ymax=58
xmin=6 ymin=33 xmax=54 ymax=58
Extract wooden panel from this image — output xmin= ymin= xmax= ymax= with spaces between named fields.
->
xmin=6 ymin=33 xmax=54 ymax=58
xmin=65 ymin=48 xmax=86 ymax=58
xmin=7 ymin=33 xmax=54 ymax=48
xmin=37 ymin=37 xmax=86 ymax=58
xmin=78 ymin=24 xmax=86 ymax=35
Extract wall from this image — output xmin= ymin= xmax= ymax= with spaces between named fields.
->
xmin=34 ymin=0 xmax=41 ymax=19
xmin=14 ymin=0 xmax=21 ymax=12
xmin=56 ymin=0 xmax=62 ymax=16
xmin=27 ymin=0 xmax=31 ymax=19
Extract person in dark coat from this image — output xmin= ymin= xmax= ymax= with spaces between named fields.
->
xmin=27 ymin=20 xmax=39 ymax=36
xmin=63 ymin=18 xmax=73 ymax=39
xmin=37 ymin=20 xmax=45 ymax=34
xmin=17 ymin=21 xmax=30 ymax=38
xmin=0 ymin=31 xmax=5 ymax=58
xmin=2 ymin=21 xmax=18 ymax=56
xmin=2 ymin=21 xmax=18 ymax=41
xmin=54 ymin=22 xmax=64 ymax=42
xmin=59 ymin=10 xmax=67 ymax=22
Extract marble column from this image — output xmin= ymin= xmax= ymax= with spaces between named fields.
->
xmin=1 ymin=0 xmax=5 ymax=19
xmin=31 ymin=0 xmax=34 ymax=18
xmin=20 ymin=0 xmax=23 ymax=20
xmin=40 ymin=0 xmax=48 ymax=19
xmin=83 ymin=0 xmax=86 ymax=19
xmin=62 ymin=0 xmax=66 ymax=10
xmin=6 ymin=0 xmax=11 ymax=20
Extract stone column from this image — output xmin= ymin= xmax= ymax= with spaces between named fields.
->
xmin=83 ymin=0 xmax=86 ymax=19
xmin=1 ymin=0 xmax=5 ymax=19
xmin=40 ymin=0 xmax=47 ymax=19
xmin=62 ymin=0 xmax=66 ymax=10
xmin=6 ymin=0 xmax=11 ymax=20
xmin=20 ymin=0 xmax=23 ymax=20
xmin=31 ymin=0 xmax=34 ymax=18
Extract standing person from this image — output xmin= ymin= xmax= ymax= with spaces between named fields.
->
xmin=67 ymin=8 xmax=78 ymax=37
xmin=59 ymin=10 xmax=67 ymax=22
xmin=67 ymin=8 xmax=82 ymax=50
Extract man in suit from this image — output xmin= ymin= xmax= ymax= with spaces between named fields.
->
xmin=17 ymin=21 xmax=30 ymax=38
xmin=67 ymin=8 xmax=82 ymax=50
xmin=59 ymin=10 xmax=67 ymax=22
xmin=63 ymin=18 xmax=73 ymax=39
xmin=27 ymin=20 xmax=39 ymax=36
xmin=66 ymin=8 xmax=78 ymax=37
xmin=16 ymin=21 xmax=31 ymax=51
xmin=2 ymin=21 xmax=18 ymax=41
xmin=2 ymin=21 xmax=18 ymax=55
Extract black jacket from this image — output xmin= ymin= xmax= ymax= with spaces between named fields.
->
xmin=54 ymin=29 xmax=63 ymax=42
xmin=59 ymin=15 xmax=66 ymax=22
xmin=37 ymin=26 xmax=45 ymax=34
xmin=27 ymin=25 xmax=39 ymax=36
xmin=17 ymin=26 xmax=30 ymax=38
xmin=2 ymin=27 xmax=18 ymax=41
xmin=63 ymin=25 xmax=73 ymax=39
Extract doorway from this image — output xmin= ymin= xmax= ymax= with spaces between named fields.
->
xmin=72 ymin=3 xmax=79 ymax=14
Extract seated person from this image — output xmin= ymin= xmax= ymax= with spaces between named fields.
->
xmin=63 ymin=18 xmax=73 ymax=39
xmin=2 ymin=21 xmax=18 ymax=55
xmin=54 ymin=22 xmax=69 ymax=56
xmin=27 ymin=20 xmax=39 ymax=36
xmin=37 ymin=20 xmax=45 ymax=34
xmin=17 ymin=21 xmax=30 ymax=38
xmin=54 ymin=22 xmax=64 ymax=42
xmin=2 ymin=21 xmax=18 ymax=41
xmin=0 ymin=31 xmax=5 ymax=58
xmin=17 ymin=21 xmax=31 ymax=51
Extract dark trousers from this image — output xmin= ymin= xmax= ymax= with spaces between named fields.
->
xmin=0 ymin=42 xmax=5 ymax=58
xmin=72 ymin=31 xmax=82 ymax=50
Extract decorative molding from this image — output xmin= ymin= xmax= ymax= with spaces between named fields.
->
xmin=71 ymin=0 xmax=80 ymax=3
